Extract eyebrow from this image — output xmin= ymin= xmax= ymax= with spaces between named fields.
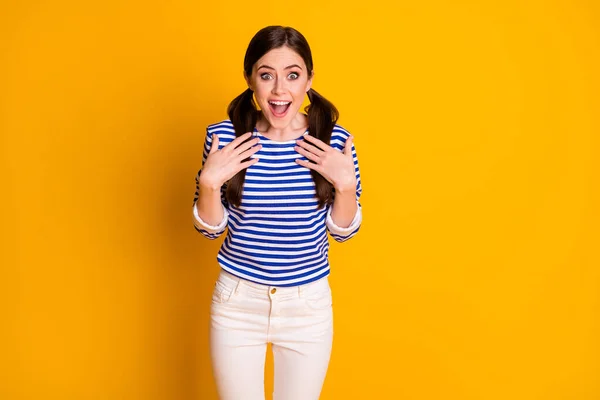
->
xmin=257 ymin=64 xmax=303 ymax=71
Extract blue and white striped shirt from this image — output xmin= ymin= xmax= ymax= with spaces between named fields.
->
xmin=193 ymin=119 xmax=362 ymax=287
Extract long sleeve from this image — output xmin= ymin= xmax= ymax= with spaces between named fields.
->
xmin=325 ymin=139 xmax=363 ymax=242
xmin=192 ymin=128 xmax=229 ymax=239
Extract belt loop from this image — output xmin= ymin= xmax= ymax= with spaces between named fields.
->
xmin=298 ymin=285 xmax=302 ymax=297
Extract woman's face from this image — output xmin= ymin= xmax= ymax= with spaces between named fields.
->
xmin=246 ymin=46 xmax=313 ymax=129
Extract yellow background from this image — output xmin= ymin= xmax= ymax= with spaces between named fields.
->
xmin=1 ymin=0 xmax=599 ymax=399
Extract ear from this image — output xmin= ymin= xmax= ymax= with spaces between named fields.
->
xmin=305 ymin=69 xmax=314 ymax=92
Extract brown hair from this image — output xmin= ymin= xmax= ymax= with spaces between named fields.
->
xmin=226 ymin=25 xmax=339 ymax=209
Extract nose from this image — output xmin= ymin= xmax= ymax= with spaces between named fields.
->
xmin=272 ymin=77 xmax=285 ymax=94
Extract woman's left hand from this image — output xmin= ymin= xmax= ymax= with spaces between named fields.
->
xmin=294 ymin=134 xmax=357 ymax=192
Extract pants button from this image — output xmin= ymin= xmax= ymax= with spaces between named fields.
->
xmin=271 ymin=288 xmax=277 ymax=294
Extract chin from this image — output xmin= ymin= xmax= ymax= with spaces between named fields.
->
xmin=264 ymin=107 xmax=298 ymax=127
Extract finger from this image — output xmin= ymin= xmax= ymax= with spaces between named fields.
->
xmin=294 ymin=146 xmax=321 ymax=163
xmin=226 ymin=132 xmax=254 ymax=151
xmin=295 ymin=158 xmax=324 ymax=174
xmin=236 ymin=143 xmax=262 ymax=162
xmin=295 ymin=138 xmax=325 ymax=156
xmin=302 ymin=134 xmax=330 ymax=152
xmin=239 ymin=157 xmax=260 ymax=170
xmin=209 ymin=133 xmax=219 ymax=154
xmin=234 ymin=137 xmax=261 ymax=156
xmin=344 ymin=135 xmax=354 ymax=157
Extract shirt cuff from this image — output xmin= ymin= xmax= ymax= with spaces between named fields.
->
xmin=325 ymin=201 xmax=362 ymax=235
xmin=193 ymin=201 xmax=229 ymax=233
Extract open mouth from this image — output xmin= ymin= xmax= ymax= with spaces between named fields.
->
xmin=268 ymin=100 xmax=292 ymax=117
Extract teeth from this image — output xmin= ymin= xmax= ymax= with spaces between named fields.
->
xmin=269 ymin=101 xmax=291 ymax=105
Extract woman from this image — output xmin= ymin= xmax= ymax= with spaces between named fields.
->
xmin=192 ymin=25 xmax=363 ymax=400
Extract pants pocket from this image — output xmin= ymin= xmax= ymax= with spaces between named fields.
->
xmin=211 ymin=277 xmax=236 ymax=304
xmin=302 ymin=283 xmax=332 ymax=311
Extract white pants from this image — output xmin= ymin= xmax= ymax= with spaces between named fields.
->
xmin=209 ymin=268 xmax=334 ymax=400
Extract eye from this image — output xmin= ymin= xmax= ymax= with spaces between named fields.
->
xmin=260 ymin=73 xmax=273 ymax=80
xmin=289 ymin=72 xmax=300 ymax=80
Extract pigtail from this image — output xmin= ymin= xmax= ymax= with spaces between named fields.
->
xmin=305 ymin=88 xmax=339 ymax=209
xmin=226 ymin=88 xmax=259 ymax=207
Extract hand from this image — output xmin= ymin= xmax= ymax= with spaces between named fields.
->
xmin=294 ymin=134 xmax=357 ymax=192
xmin=199 ymin=132 xmax=261 ymax=190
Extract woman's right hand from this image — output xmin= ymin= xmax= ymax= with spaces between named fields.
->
xmin=199 ymin=132 xmax=261 ymax=190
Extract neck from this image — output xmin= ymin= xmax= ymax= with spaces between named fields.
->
xmin=257 ymin=112 xmax=308 ymax=140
